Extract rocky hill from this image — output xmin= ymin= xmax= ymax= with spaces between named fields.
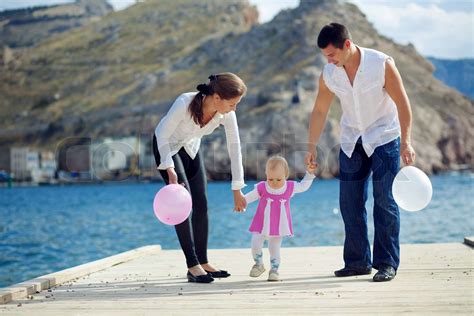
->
xmin=0 ymin=0 xmax=472 ymax=180
xmin=428 ymin=57 xmax=474 ymax=99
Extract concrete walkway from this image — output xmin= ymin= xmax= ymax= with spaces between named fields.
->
xmin=0 ymin=242 xmax=472 ymax=315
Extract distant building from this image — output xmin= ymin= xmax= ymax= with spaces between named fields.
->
xmin=10 ymin=147 xmax=37 ymax=180
xmin=10 ymin=136 xmax=157 ymax=183
xmin=10 ymin=147 xmax=56 ymax=182
xmin=56 ymin=137 xmax=92 ymax=182
xmin=138 ymin=134 xmax=157 ymax=180
xmin=31 ymin=151 xmax=57 ymax=183
xmin=91 ymin=137 xmax=139 ymax=181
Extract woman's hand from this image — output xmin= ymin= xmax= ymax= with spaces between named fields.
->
xmin=167 ymin=167 xmax=178 ymax=184
xmin=233 ymin=190 xmax=247 ymax=212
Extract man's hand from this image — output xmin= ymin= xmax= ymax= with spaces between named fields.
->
xmin=305 ymin=150 xmax=318 ymax=171
xmin=306 ymin=161 xmax=318 ymax=174
xmin=401 ymin=143 xmax=416 ymax=165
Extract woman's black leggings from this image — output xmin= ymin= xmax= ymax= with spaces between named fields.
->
xmin=152 ymin=134 xmax=209 ymax=268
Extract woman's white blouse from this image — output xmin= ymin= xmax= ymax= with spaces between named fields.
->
xmin=154 ymin=92 xmax=245 ymax=190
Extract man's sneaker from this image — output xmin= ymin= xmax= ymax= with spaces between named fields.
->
xmin=373 ymin=265 xmax=396 ymax=282
xmin=249 ymin=264 xmax=265 ymax=277
xmin=334 ymin=266 xmax=372 ymax=277
xmin=267 ymin=269 xmax=279 ymax=281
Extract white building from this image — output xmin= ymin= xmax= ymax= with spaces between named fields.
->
xmin=10 ymin=147 xmax=56 ymax=182
xmin=10 ymin=147 xmax=38 ymax=180
xmin=31 ymin=151 xmax=57 ymax=183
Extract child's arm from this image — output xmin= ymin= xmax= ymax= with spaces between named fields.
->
xmin=293 ymin=171 xmax=316 ymax=194
xmin=244 ymin=186 xmax=260 ymax=204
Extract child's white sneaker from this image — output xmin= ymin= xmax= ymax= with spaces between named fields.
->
xmin=249 ymin=264 xmax=265 ymax=277
xmin=267 ymin=269 xmax=279 ymax=281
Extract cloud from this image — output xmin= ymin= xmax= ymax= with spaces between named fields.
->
xmin=350 ymin=1 xmax=474 ymax=59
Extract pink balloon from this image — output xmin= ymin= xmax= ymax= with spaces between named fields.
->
xmin=153 ymin=184 xmax=192 ymax=225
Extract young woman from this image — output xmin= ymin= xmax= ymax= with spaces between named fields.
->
xmin=153 ymin=72 xmax=247 ymax=283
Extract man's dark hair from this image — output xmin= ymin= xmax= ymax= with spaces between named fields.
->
xmin=317 ymin=23 xmax=351 ymax=49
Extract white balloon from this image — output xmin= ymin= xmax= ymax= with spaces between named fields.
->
xmin=392 ymin=166 xmax=432 ymax=212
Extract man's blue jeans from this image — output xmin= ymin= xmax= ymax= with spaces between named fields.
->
xmin=339 ymin=137 xmax=400 ymax=270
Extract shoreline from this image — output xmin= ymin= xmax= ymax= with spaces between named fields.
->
xmin=1 ymin=170 xmax=473 ymax=189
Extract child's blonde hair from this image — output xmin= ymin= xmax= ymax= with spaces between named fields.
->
xmin=265 ymin=156 xmax=289 ymax=179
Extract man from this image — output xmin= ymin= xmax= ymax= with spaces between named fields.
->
xmin=305 ymin=23 xmax=416 ymax=282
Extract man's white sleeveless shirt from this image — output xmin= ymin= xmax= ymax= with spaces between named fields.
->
xmin=322 ymin=46 xmax=401 ymax=158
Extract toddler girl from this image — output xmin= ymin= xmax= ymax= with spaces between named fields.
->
xmin=244 ymin=156 xmax=316 ymax=281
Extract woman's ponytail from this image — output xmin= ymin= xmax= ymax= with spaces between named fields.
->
xmin=188 ymin=73 xmax=247 ymax=126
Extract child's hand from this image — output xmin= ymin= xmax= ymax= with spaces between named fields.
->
xmin=306 ymin=162 xmax=318 ymax=174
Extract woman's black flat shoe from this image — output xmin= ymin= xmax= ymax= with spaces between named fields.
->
xmin=204 ymin=269 xmax=231 ymax=278
xmin=187 ymin=271 xmax=214 ymax=283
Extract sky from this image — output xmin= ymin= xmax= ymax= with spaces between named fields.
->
xmin=0 ymin=0 xmax=472 ymax=59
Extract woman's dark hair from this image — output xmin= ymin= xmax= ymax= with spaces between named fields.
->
xmin=189 ymin=72 xmax=247 ymax=126
xmin=317 ymin=23 xmax=351 ymax=49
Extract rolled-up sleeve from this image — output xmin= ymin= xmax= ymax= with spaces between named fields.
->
xmin=223 ymin=111 xmax=246 ymax=190
xmin=154 ymin=96 xmax=187 ymax=170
